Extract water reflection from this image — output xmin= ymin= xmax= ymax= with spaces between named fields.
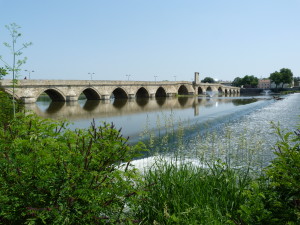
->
xmin=83 ymin=100 xmax=100 ymax=111
xmin=46 ymin=101 xmax=65 ymax=114
xmin=232 ymin=98 xmax=258 ymax=106
xmin=26 ymin=95 xmax=270 ymax=121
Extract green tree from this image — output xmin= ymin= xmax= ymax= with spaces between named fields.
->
xmin=201 ymin=77 xmax=215 ymax=83
xmin=0 ymin=23 xmax=32 ymax=117
xmin=242 ymin=75 xmax=258 ymax=88
xmin=279 ymin=68 xmax=293 ymax=88
xmin=269 ymin=71 xmax=281 ymax=89
xmin=0 ymin=67 xmax=8 ymax=80
xmin=232 ymin=77 xmax=243 ymax=87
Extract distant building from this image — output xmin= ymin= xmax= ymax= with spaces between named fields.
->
xmin=258 ymin=79 xmax=271 ymax=89
xmin=258 ymin=79 xmax=293 ymax=89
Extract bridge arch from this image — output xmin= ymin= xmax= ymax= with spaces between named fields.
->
xmin=197 ymin=87 xmax=203 ymax=95
xmin=178 ymin=85 xmax=189 ymax=95
xmin=111 ymin=87 xmax=128 ymax=99
xmin=136 ymin=87 xmax=149 ymax=98
xmin=80 ymin=87 xmax=101 ymax=100
xmin=155 ymin=87 xmax=167 ymax=97
xmin=37 ymin=88 xmax=66 ymax=102
xmin=206 ymin=86 xmax=213 ymax=92
xmin=218 ymin=87 xmax=223 ymax=94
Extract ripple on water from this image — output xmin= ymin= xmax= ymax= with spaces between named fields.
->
xmin=133 ymin=94 xmax=300 ymax=171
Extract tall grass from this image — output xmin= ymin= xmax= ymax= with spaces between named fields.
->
xmin=137 ymin=112 xmax=270 ymax=175
xmin=133 ymin=112 xmax=276 ymax=224
xmin=136 ymin=161 xmax=251 ymax=224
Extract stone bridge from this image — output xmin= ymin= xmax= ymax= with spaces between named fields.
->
xmin=0 ymin=73 xmax=240 ymax=103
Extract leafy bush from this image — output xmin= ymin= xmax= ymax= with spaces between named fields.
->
xmin=239 ymin=123 xmax=300 ymax=224
xmin=0 ymin=113 xmax=145 ymax=224
xmin=0 ymin=90 xmax=23 ymax=126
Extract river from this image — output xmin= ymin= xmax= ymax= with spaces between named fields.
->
xmin=26 ymin=93 xmax=300 ymax=170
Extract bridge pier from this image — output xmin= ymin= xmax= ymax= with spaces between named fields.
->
xmin=21 ymin=97 xmax=36 ymax=104
xmin=167 ymin=93 xmax=176 ymax=97
xmin=128 ymin=94 xmax=135 ymax=99
xmin=101 ymin=95 xmax=111 ymax=100
xmin=149 ymin=93 xmax=156 ymax=98
xmin=66 ymin=95 xmax=77 ymax=102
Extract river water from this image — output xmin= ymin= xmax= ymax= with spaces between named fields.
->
xmin=26 ymin=93 xmax=300 ymax=170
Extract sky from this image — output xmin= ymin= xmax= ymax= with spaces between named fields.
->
xmin=0 ymin=0 xmax=299 ymax=82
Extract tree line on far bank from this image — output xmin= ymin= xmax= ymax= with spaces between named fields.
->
xmin=232 ymin=68 xmax=295 ymax=88
xmin=201 ymin=68 xmax=298 ymax=89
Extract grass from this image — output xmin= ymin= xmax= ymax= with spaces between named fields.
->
xmin=136 ymin=161 xmax=251 ymax=224
xmin=133 ymin=112 xmax=300 ymax=224
xmin=280 ymin=90 xmax=300 ymax=94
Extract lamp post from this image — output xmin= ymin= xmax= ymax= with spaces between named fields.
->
xmin=154 ymin=75 xmax=157 ymax=82
xmin=25 ymin=70 xmax=34 ymax=79
xmin=126 ymin=74 xmax=131 ymax=81
xmin=88 ymin=72 xmax=95 ymax=80
xmin=173 ymin=75 xmax=176 ymax=81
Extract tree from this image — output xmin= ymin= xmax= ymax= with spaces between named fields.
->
xmin=0 ymin=67 xmax=8 ymax=80
xmin=269 ymin=71 xmax=281 ymax=89
xmin=201 ymin=77 xmax=215 ymax=83
xmin=279 ymin=68 xmax=293 ymax=88
xmin=232 ymin=77 xmax=243 ymax=87
xmin=242 ymin=75 xmax=258 ymax=88
xmin=233 ymin=75 xmax=258 ymax=88
xmin=0 ymin=23 xmax=32 ymax=117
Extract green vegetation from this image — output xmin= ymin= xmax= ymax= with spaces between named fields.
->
xmin=232 ymin=75 xmax=259 ymax=88
xmin=135 ymin=120 xmax=300 ymax=224
xmin=136 ymin=162 xmax=251 ymax=224
xmin=0 ymin=90 xmax=23 ymax=127
xmin=0 ymin=110 xmax=146 ymax=224
xmin=201 ymin=77 xmax=215 ymax=83
xmin=0 ymin=67 xmax=8 ymax=80
xmin=270 ymin=68 xmax=294 ymax=89
xmin=0 ymin=23 xmax=32 ymax=117
xmin=280 ymin=90 xmax=300 ymax=95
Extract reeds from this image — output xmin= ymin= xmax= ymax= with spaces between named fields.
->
xmin=136 ymin=161 xmax=251 ymax=224
xmin=133 ymin=111 xmax=277 ymax=224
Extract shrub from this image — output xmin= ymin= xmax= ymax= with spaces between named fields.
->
xmin=239 ymin=123 xmax=300 ymax=224
xmin=0 ymin=89 xmax=23 ymax=126
xmin=0 ymin=113 xmax=145 ymax=224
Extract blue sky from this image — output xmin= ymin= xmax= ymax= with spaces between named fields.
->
xmin=1 ymin=0 xmax=299 ymax=81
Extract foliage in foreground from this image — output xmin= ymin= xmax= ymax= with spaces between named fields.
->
xmin=0 ymin=90 xmax=23 ymax=126
xmin=239 ymin=123 xmax=300 ymax=224
xmin=0 ymin=95 xmax=299 ymax=224
xmin=0 ymin=113 xmax=145 ymax=224
xmin=136 ymin=122 xmax=300 ymax=224
xmin=136 ymin=161 xmax=250 ymax=224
